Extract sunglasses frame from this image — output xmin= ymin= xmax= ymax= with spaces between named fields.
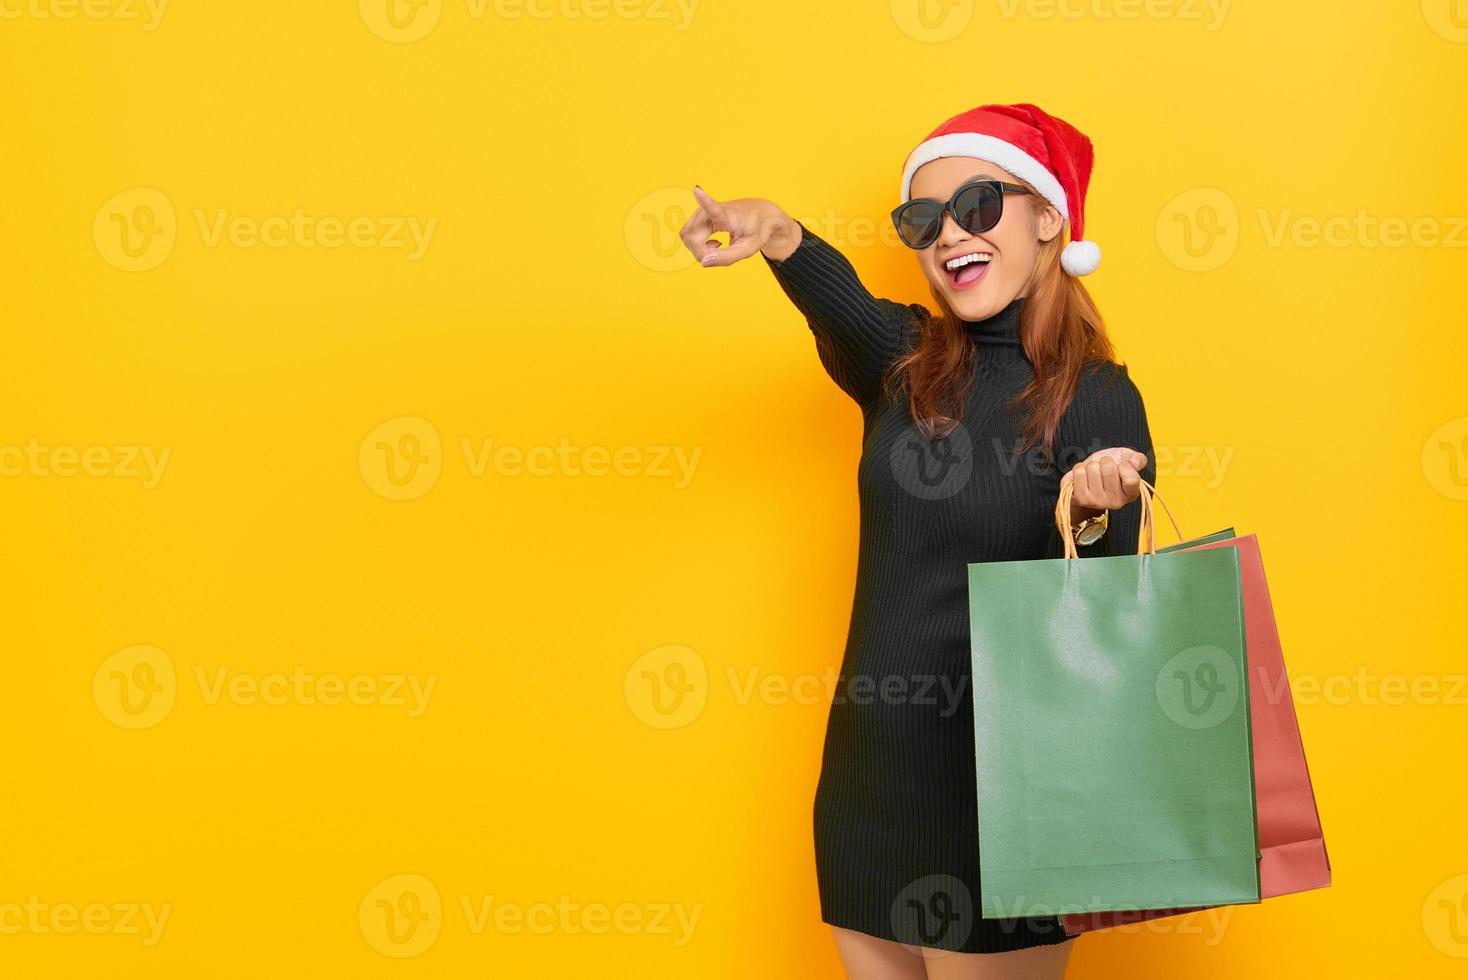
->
xmin=890 ymin=179 xmax=1033 ymax=250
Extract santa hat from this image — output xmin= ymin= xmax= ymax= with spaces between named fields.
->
xmin=898 ymin=103 xmax=1101 ymax=276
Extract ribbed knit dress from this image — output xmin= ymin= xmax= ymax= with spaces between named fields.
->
xmin=763 ymin=222 xmax=1157 ymax=954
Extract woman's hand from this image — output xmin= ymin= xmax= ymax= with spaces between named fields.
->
xmin=1063 ymin=448 xmax=1148 ymax=521
xmin=681 ymin=186 xmax=802 ymax=266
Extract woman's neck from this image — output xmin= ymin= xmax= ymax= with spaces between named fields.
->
xmin=961 ymin=297 xmax=1026 ymax=359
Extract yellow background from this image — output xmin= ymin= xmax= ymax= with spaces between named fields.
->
xmin=3 ymin=1 xmax=1466 ymax=976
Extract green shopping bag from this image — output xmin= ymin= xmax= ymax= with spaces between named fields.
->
xmin=967 ymin=482 xmax=1258 ymax=919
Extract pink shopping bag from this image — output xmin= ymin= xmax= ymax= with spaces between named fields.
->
xmin=1064 ymin=534 xmax=1330 ymax=935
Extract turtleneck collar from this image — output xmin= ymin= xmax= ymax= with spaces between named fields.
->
xmin=960 ymin=297 xmax=1027 ymax=362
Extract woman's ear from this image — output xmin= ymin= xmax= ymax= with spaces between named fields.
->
xmin=1036 ymin=204 xmax=1064 ymax=243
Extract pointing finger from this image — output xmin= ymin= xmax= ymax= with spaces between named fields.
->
xmin=692 ymin=186 xmax=729 ymax=230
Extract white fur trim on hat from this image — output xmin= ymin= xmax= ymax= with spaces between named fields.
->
xmin=1061 ymin=240 xmax=1101 ymax=276
xmin=899 ymin=132 xmax=1069 ymax=220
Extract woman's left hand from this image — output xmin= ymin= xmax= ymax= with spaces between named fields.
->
xmin=1063 ymin=447 xmax=1148 ymax=519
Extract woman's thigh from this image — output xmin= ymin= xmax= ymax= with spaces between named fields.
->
xmin=831 ymin=926 xmax=928 ymax=980
xmin=919 ymin=937 xmax=1076 ymax=980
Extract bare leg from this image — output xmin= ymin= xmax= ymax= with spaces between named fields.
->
xmin=919 ymin=937 xmax=1075 ymax=980
xmin=831 ymin=926 xmax=929 ymax=980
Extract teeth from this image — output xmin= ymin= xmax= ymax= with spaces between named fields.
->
xmin=944 ymin=252 xmax=992 ymax=271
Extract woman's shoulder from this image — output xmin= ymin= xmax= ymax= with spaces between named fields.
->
xmin=1057 ymin=357 xmax=1150 ymax=446
xmin=1073 ymin=357 xmax=1143 ymax=404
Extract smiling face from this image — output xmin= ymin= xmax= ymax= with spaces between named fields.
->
xmin=907 ymin=156 xmax=1065 ymax=322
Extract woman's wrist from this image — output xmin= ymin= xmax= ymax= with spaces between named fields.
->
xmin=760 ymin=212 xmax=802 ymax=262
xmin=1069 ymin=499 xmax=1105 ymax=523
xmin=1068 ymin=505 xmax=1110 ymax=547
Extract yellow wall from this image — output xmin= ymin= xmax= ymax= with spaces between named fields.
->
xmin=3 ymin=2 xmax=1465 ymax=976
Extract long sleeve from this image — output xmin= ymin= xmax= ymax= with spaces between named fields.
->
xmin=1046 ymin=360 xmax=1157 ymax=559
xmin=763 ymin=221 xmax=924 ymax=408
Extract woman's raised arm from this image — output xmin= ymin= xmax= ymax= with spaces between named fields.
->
xmin=682 ymin=186 xmax=921 ymax=407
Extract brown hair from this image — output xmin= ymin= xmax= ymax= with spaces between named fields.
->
xmin=882 ymin=184 xmax=1116 ymax=465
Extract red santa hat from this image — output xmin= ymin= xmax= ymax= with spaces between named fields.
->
xmin=898 ymin=103 xmax=1101 ymax=276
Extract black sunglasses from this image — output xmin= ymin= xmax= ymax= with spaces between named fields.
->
xmin=890 ymin=179 xmax=1033 ymax=250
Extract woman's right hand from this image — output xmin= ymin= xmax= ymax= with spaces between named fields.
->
xmin=680 ymin=186 xmax=803 ymax=267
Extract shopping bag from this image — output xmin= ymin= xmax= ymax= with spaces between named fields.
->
xmin=1158 ymin=527 xmax=1235 ymax=551
xmin=967 ymin=480 xmax=1259 ymax=919
xmin=1063 ymin=533 xmax=1330 ymax=935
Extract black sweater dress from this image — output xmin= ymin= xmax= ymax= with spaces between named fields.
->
xmin=763 ymin=223 xmax=1156 ymax=954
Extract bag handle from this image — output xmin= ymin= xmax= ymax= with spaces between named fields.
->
xmin=1054 ymin=476 xmax=1183 ymax=559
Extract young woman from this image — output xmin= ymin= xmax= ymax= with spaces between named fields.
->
xmin=680 ymin=103 xmax=1155 ymax=980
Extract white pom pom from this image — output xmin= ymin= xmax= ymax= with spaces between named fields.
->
xmin=1061 ymin=239 xmax=1101 ymax=276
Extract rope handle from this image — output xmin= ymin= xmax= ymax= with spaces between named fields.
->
xmin=1054 ymin=476 xmax=1183 ymax=559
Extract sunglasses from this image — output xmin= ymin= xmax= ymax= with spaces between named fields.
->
xmin=890 ymin=179 xmax=1033 ymax=250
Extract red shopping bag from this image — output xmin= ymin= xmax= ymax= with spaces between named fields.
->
xmin=1064 ymin=534 xmax=1330 ymax=935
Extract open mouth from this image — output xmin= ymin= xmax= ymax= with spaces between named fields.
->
xmin=944 ymin=250 xmax=991 ymax=291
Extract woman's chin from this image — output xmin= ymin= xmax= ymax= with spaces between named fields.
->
xmin=927 ymin=269 xmax=1012 ymax=322
xmin=943 ymin=287 xmax=1004 ymax=323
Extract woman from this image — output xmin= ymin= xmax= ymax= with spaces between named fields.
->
xmin=680 ymin=103 xmax=1154 ymax=979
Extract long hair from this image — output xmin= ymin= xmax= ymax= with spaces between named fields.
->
xmin=882 ymin=182 xmax=1116 ymax=466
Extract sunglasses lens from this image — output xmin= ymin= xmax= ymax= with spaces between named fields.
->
xmin=896 ymin=202 xmax=942 ymax=249
xmin=954 ymin=183 xmax=1002 ymax=234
